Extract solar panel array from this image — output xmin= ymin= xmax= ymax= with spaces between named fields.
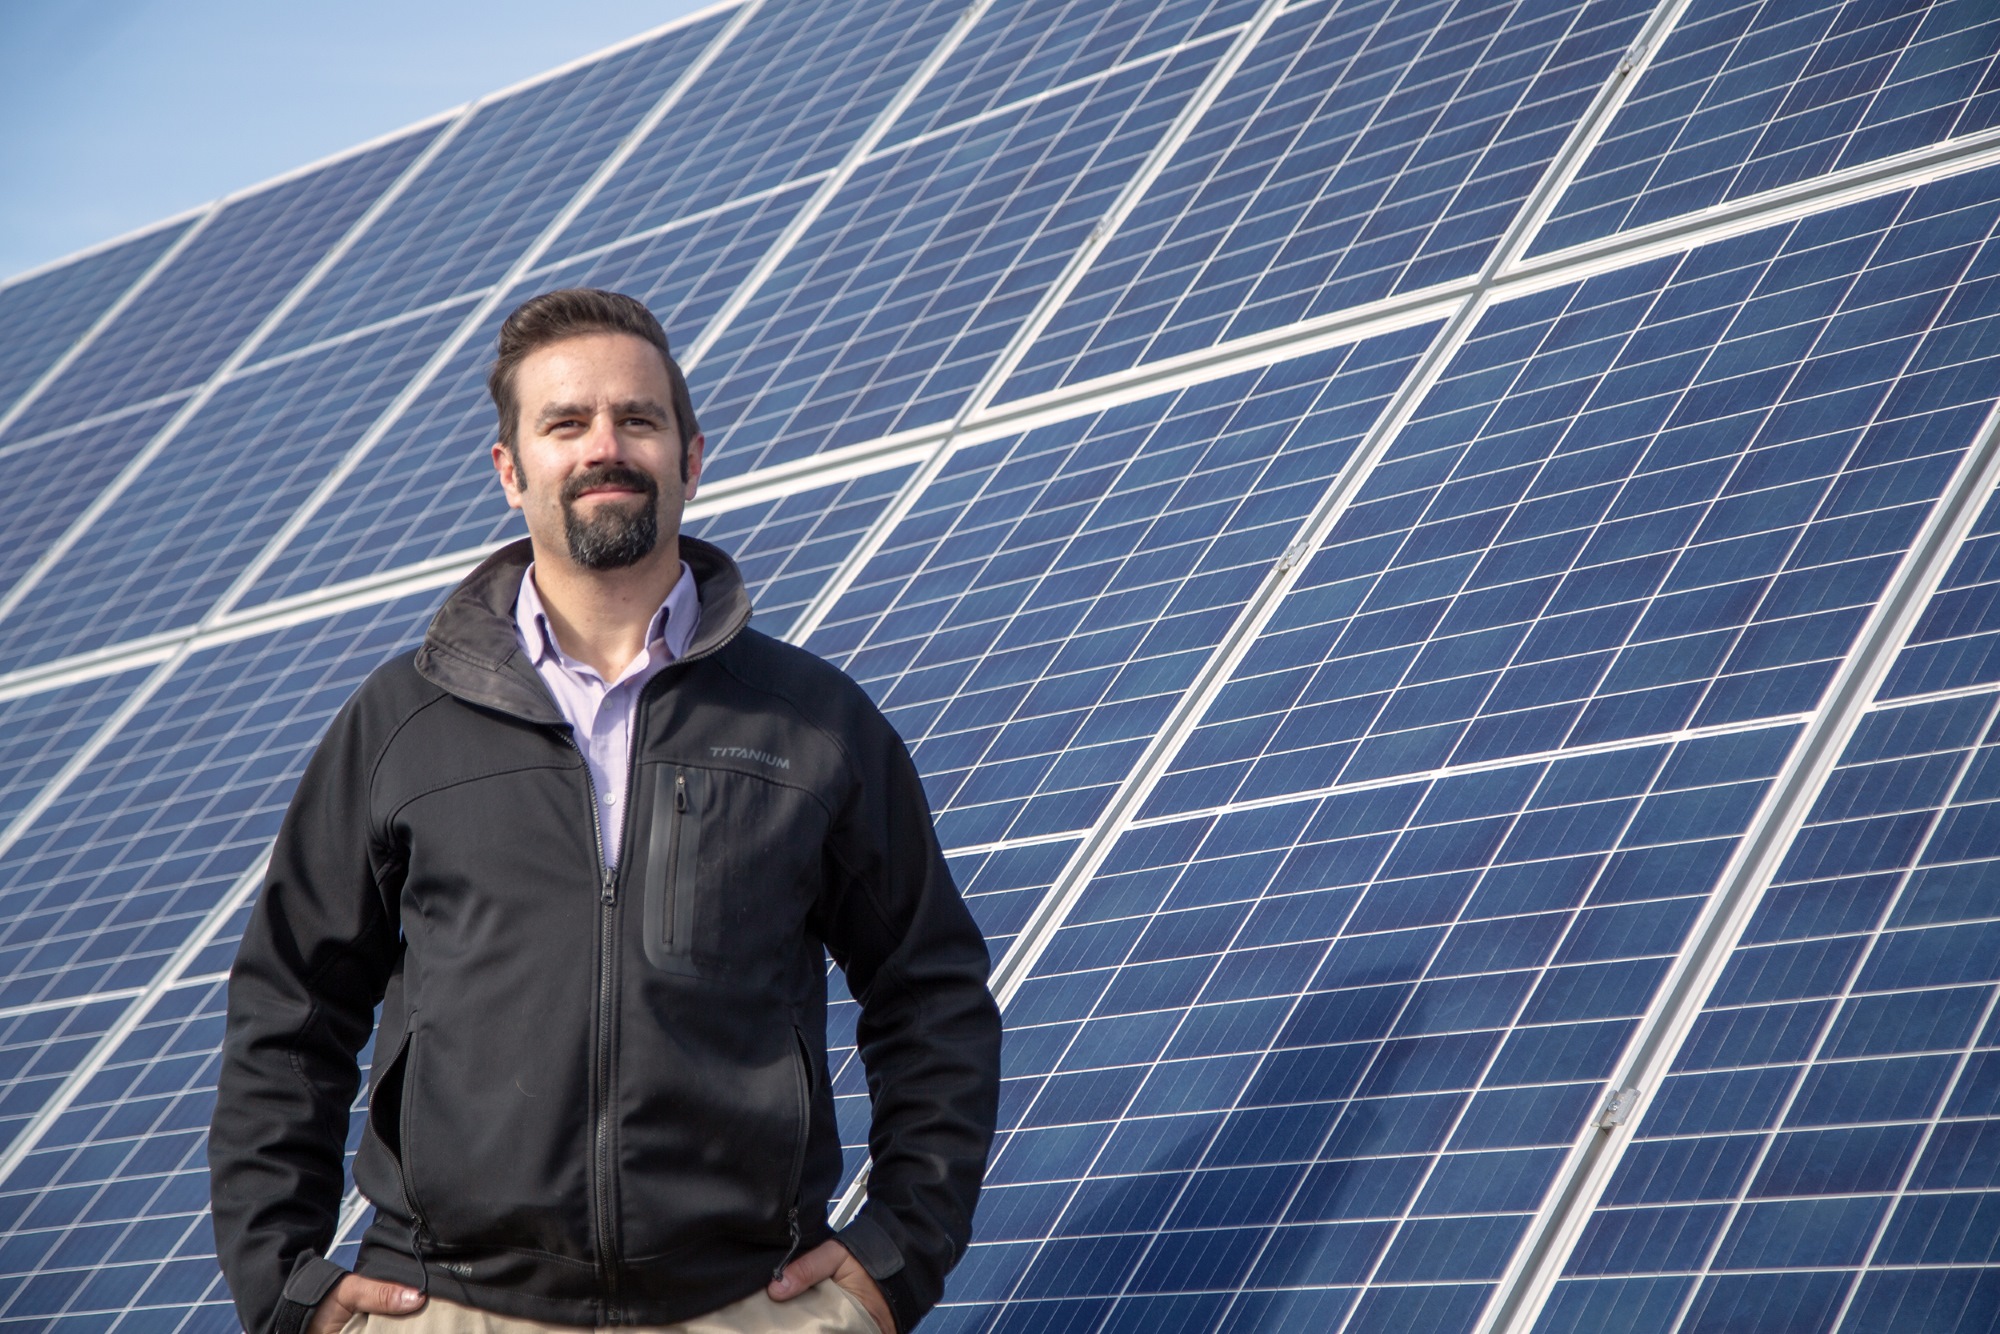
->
xmin=2 ymin=0 xmax=1998 ymax=1329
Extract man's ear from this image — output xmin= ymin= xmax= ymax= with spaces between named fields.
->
xmin=683 ymin=432 xmax=707 ymax=499
xmin=493 ymin=440 xmax=526 ymax=511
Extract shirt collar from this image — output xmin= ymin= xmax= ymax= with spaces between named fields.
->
xmin=514 ymin=560 xmax=700 ymax=681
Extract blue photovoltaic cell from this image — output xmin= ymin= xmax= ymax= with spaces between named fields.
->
xmin=1150 ymin=168 xmax=2000 ymax=821
xmin=259 ymin=17 xmax=728 ymax=361
xmin=998 ymin=0 xmax=1649 ymax=402
xmin=1534 ymin=0 xmax=2000 ymax=256
xmin=1879 ymin=481 xmax=2000 ymax=700
xmin=684 ymin=464 xmax=917 ymax=639
xmin=552 ymin=0 xmax=963 ymax=258
xmin=0 ymin=998 xmax=136 ymax=1164
xmin=938 ymin=724 xmax=1797 ymax=1334
xmin=0 ymin=223 xmax=190 ymax=425
xmin=1533 ymin=692 xmax=2000 ymax=1334
xmin=0 ymin=975 xmax=240 ymax=1332
xmin=881 ymin=0 xmax=1260 ymax=148
xmin=240 ymin=184 xmax=817 ymax=605
xmin=0 ymin=672 xmax=149 ymax=834
xmin=0 ymin=402 xmax=186 ymax=608
xmin=807 ymin=326 xmax=1433 ymax=849
xmin=0 ymin=310 xmax=457 ymax=675
xmin=697 ymin=39 xmax=1230 ymax=481
xmin=828 ymin=839 xmax=1085 ymax=1179
xmin=4 ymin=130 xmax=438 ymax=446
xmin=0 ymin=597 xmax=432 ymax=1016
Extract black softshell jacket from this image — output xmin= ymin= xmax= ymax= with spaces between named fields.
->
xmin=209 ymin=537 xmax=1000 ymax=1334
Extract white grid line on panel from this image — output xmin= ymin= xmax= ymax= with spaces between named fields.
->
xmin=790 ymin=0 xmax=1295 ymax=650
xmin=679 ymin=0 xmax=1001 ymax=367
xmin=1481 ymin=394 xmax=2000 ymax=1334
xmin=229 ymin=291 xmax=488 ymax=380
xmin=1132 ymin=711 xmax=1818 ymax=829
xmin=11 ymin=90 xmax=2000 ymax=707
xmin=0 ymin=389 xmax=196 ymax=465
xmin=523 ymin=171 xmax=836 ymax=278
xmin=1507 ymin=122 xmax=2000 ymax=305
xmin=1867 ymin=677 xmax=2000 ymax=716
xmin=874 ymin=17 xmax=1246 ymax=163
xmin=0 ymin=854 xmax=267 ymax=1186
xmin=0 ymin=107 xmax=475 ymax=636
xmin=0 ymin=210 xmax=206 ymax=299
xmin=0 ymin=987 xmax=148 ymax=1026
xmin=0 ymin=207 xmax=217 ymax=440
xmin=829 ymin=0 xmax=1692 ymax=1235
xmin=187 ymin=2 xmax=759 ymax=633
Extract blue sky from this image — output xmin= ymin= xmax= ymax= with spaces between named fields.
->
xmin=1 ymin=1 xmax=711 ymax=280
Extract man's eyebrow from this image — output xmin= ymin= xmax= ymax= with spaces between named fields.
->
xmin=535 ymin=401 xmax=592 ymax=427
xmin=612 ymin=399 xmax=672 ymax=421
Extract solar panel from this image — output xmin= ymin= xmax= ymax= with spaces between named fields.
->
xmin=3 ymin=0 xmax=2000 ymax=1329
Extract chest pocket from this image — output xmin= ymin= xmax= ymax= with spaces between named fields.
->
xmin=642 ymin=767 xmax=702 ymax=976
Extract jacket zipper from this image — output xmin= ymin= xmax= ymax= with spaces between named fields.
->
xmin=772 ymin=1030 xmax=812 ymax=1280
xmin=665 ymin=773 xmax=687 ymax=949
xmin=563 ymin=730 xmax=625 ymax=1325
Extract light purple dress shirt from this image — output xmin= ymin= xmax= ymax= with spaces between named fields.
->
xmin=514 ymin=562 xmax=700 ymax=870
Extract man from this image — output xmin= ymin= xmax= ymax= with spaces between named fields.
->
xmin=209 ymin=289 xmax=1001 ymax=1334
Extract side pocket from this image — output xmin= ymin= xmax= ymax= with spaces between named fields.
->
xmin=642 ymin=767 xmax=702 ymax=975
xmin=785 ymin=1026 xmax=812 ymax=1211
xmin=369 ymin=1030 xmax=429 ymax=1237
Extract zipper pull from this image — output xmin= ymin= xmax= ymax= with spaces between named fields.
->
xmin=773 ymin=1206 xmax=802 ymax=1281
xmin=601 ymin=864 xmax=615 ymax=904
xmin=674 ymin=772 xmax=687 ymax=812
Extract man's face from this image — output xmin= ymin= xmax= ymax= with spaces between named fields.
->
xmin=493 ymin=332 xmax=704 ymax=572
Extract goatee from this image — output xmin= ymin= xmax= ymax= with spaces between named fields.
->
xmin=561 ymin=464 xmax=660 ymax=569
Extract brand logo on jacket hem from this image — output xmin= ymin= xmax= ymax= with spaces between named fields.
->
xmin=710 ymin=745 xmax=790 ymax=769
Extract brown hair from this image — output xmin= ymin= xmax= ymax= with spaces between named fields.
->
xmin=487 ymin=289 xmax=701 ymax=473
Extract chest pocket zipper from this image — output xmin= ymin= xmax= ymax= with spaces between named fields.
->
xmin=643 ymin=768 xmax=701 ymax=975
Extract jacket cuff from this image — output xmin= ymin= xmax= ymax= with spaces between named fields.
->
xmin=273 ymin=1253 xmax=348 ymax=1334
xmin=839 ymin=1210 xmax=922 ymax=1331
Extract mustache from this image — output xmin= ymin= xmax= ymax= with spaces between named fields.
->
xmin=560 ymin=464 xmax=659 ymax=506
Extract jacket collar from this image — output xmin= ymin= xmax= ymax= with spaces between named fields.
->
xmin=414 ymin=535 xmax=753 ymax=723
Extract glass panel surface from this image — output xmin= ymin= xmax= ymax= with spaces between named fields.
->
xmin=0 ymin=223 xmax=192 ymax=428
xmin=5 ymin=129 xmax=439 ymax=444
xmin=939 ymin=723 xmax=1796 ymax=1333
xmin=260 ymin=15 xmax=729 ymax=359
xmin=0 ymin=402 xmax=184 ymax=607
xmin=0 ymin=310 xmax=459 ymax=674
xmin=1535 ymin=0 xmax=2000 ymax=256
xmin=695 ymin=38 xmax=1233 ymax=479
xmin=554 ymin=0 xmax=964 ymax=257
xmin=0 ymin=598 xmax=431 ymax=1013
xmin=1880 ymin=480 xmax=2000 ymax=701
xmin=1533 ymin=691 xmax=2000 ymax=1334
xmin=881 ymin=0 xmax=1261 ymax=147
xmin=1151 ymin=168 xmax=2000 ymax=820
xmin=807 ymin=326 xmax=1433 ymax=847
xmin=999 ymin=0 xmax=1650 ymax=401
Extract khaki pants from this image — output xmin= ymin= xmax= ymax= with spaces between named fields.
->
xmin=342 ymin=1283 xmax=879 ymax=1334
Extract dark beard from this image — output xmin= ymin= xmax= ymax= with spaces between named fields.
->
xmin=560 ymin=464 xmax=660 ymax=570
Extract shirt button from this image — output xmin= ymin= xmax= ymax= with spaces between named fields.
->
xmin=602 ymin=792 xmax=615 ymax=803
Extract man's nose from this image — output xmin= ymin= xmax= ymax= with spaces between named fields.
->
xmin=580 ymin=412 xmax=627 ymax=460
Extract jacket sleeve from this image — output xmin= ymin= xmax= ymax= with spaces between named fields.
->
xmin=820 ymin=710 xmax=1002 ymax=1332
xmin=209 ymin=690 xmax=403 ymax=1334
